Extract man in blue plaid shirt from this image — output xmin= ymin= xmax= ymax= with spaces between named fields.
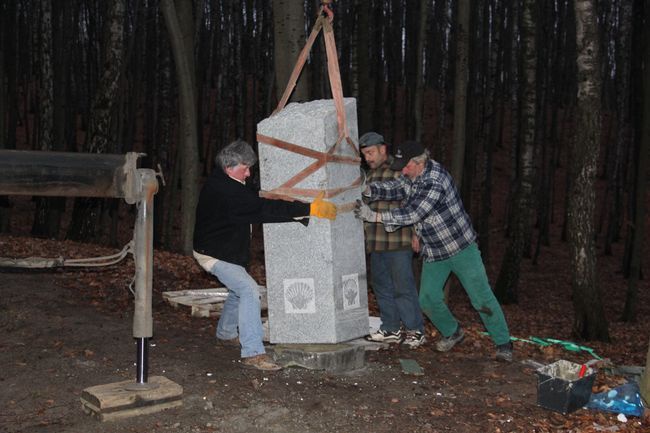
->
xmin=354 ymin=141 xmax=513 ymax=362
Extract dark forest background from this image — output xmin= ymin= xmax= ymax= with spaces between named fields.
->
xmin=0 ymin=0 xmax=648 ymax=343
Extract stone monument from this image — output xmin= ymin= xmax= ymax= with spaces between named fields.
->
xmin=257 ymin=98 xmax=369 ymax=344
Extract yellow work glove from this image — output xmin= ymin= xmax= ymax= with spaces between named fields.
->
xmin=310 ymin=191 xmax=337 ymax=220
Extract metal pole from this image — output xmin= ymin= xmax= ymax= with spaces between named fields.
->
xmin=136 ymin=337 xmax=149 ymax=383
xmin=132 ymin=169 xmax=158 ymax=384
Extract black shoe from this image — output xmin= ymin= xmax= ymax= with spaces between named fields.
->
xmin=402 ymin=330 xmax=426 ymax=349
xmin=366 ymin=329 xmax=403 ymax=343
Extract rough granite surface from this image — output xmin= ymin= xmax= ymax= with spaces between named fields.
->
xmin=257 ymin=98 xmax=369 ymax=344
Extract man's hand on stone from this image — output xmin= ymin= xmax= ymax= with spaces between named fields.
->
xmin=354 ymin=200 xmax=380 ymax=223
xmin=310 ymin=191 xmax=337 ymax=220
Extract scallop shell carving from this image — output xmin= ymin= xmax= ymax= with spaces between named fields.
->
xmin=285 ymin=281 xmax=314 ymax=311
xmin=343 ymin=278 xmax=359 ymax=307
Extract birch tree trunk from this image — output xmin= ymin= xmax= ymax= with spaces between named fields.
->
xmin=161 ymin=0 xmax=199 ymax=255
xmin=273 ymin=0 xmax=309 ymax=103
xmin=495 ymin=0 xmax=537 ymax=304
xmin=568 ymin=0 xmax=609 ymax=341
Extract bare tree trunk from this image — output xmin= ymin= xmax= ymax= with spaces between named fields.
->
xmin=641 ymin=338 xmax=650 ymax=404
xmin=413 ymin=0 xmax=428 ymax=142
xmin=478 ymin=0 xmax=507 ymax=266
xmin=355 ymin=0 xmax=373 ymax=132
xmin=0 ymin=0 xmax=7 ymax=232
xmin=153 ymin=12 xmax=175 ymax=249
xmin=66 ymin=0 xmax=125 ymax=242
xmin=0 ymin=2 xmax=6 ymax=150
xmin=233 ymin=2 xmax=245 ymax=138
xmin=0 ymin=0 xmax=18 ymax=232
xmin=603 ymin=0 xmax=633 ymax=256
xmin=161 ymin=0 xmax=199 ymax=255
xmin=450 ymin=0 xmax=469 ymax=187
xmin=371 ymin=5 xmax=385 ymax=131
xmin=621 ymin=0 xmax=649 ymax=322
xmin=273 ymin=0 xmax=309 ymax=104
xmin=568 ymin=0 xmax=609 ymax=341
xmin=434 ymin=0 xmax=451 ymax=163
xmin=32 ymin=0 xmax=58 ymax=239
xmin=495 ymin=0 xmax=537 ymax=304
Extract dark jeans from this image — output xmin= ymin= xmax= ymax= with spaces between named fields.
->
xmin=370 ymin=249 xmax=424 ymax=332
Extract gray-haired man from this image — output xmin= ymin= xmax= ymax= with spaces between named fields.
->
xmin=193 ymin=140 xmax=337 ymax=371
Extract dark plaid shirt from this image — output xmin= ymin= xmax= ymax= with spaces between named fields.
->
xmin=369 ymin=159 xmax=476 ymax=262
xmin=363 ymin=159 xmax=413 ymax=253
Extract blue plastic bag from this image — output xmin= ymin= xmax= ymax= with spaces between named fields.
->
xmin=585 ymin=382 xmax=644 ymax=417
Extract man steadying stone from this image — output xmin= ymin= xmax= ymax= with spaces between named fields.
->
xmin=193 ymin=140 xmax=337 ymax=371
xmin=359 ymin=132 xmax=425 ymax=349
xmin=354 ymin=140 xmax=513 ymax=362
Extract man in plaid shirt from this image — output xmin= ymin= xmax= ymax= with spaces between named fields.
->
xmin=359 ymin=132 xmax=425 ymax=349
xmin=355 ymin=140 xmax=513 ymax=362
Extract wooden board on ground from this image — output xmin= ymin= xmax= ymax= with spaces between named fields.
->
xmin=162 ymin=287 xmax=267 ymax=318
xmin=80 ymin=376 xmax=183 ymax=422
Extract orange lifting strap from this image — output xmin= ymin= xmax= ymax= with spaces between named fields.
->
xmin=258 ymin=3 xmax=360 ymax=208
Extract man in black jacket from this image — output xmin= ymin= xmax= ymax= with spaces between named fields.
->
xmin=193 ymin=140 xmax=337 ymax=371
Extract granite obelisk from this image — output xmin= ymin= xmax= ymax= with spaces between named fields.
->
xmin=257 ymin=98 xmax=369 ymax=344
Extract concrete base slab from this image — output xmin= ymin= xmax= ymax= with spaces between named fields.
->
xmin=272 ymin=343 xmax=365 ymax=372
xmin=80 ymin=376 xmax=183 ymax=422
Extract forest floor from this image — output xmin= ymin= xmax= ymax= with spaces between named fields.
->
xmin=0 ymin=192 xmax=649 ymax=433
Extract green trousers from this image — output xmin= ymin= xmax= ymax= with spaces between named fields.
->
xmin=419 ymin=243 xmax=510 ymax=346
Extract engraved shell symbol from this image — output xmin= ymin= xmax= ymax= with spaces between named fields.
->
xmin=286 ymin=282 xmax=314 ymax=310
xmin=343 ymin=278 xmax=358 ymax=306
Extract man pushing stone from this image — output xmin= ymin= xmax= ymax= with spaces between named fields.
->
xmin=354 ymin=140 xmax=513 ymax=362
xmin=193 ymin=140 xmax=337 ymax=371
xmin=359 ymin=132 xmax=425 ymax=349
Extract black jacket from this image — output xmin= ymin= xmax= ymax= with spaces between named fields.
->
xmin=193 ymin=167 xmax=310 ymax=267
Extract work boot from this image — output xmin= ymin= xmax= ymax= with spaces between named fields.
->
xmin=240 ymin=354 xmax=282 ymax=371
xmin=435 ymin=326 xmax=465 ymax=352
xmin=495 ymin=342 xmax=514 ymax=362
xmin=216 ymin=336 xmax=240 ymax=348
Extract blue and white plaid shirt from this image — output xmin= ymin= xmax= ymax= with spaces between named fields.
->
xmin=369 ymin=159 xmax=476 ymax=262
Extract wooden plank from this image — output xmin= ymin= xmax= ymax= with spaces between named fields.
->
xmin=162 ymin=287 xmax=267 ymax=318
xmin=80 ymin=376 xmax=183 ymax=422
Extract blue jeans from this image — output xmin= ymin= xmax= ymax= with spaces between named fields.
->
xmin=370 ymin=249 xmax=424 ymax=332
xmin=210 ymin=260 xmax=265 ymax=358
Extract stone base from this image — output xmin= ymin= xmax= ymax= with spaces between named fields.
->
xmin=272 ymin=343 xmax=365 ymax=372
xmin=80 ymin=376 xmax=183 ymax=422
